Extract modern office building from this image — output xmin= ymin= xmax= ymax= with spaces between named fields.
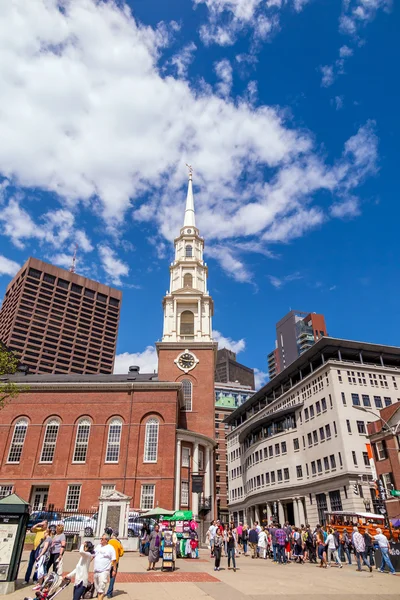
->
xmin=367 ymin=404 xmax=400 ymax=521
xmin=226 ymin=337 xmax=400 ymax=527
xmin=267 ymin=310 xmax=327 ymax=379
xmin=0 ymin=257 xmax=121 ymax=374
xmin=215 ymin=348 xmax=255 ymax=388
xmin=215 ymin=381 xmax=255 ymax=522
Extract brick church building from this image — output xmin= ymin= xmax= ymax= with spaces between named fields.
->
xmin=0 ymin=172 xmax=217 ymax=517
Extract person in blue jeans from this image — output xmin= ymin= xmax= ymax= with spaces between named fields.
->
xmin=374 ymin=529 xmax=396 ymax=575
xmin=227 ymin=530 xmax=237 ymax=572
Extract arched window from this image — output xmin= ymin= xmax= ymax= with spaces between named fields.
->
xmin=183 ymin=273 xmax=193 ymax=287
xmin=73 ymin=419 xmax=91 ymax=463
xmin=180 ymin=310 xmax=194 ymax=336
xmin=40 ymin=419 xmax=60 ymax=463
xmin=182 ymin=379 xmax=192 ymax=411
xmin=144 ymin=418 xmax=159 ymax=463
xmin=7 ymin=419 xmax=28 ymax=463
xmin=105 ymin=418 xmax=122 ymax=463
xmin=185 ymin=245 xmax=193 ymax=257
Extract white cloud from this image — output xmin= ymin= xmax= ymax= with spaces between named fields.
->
xmin=213 ymin=330 xmax=246 ymax=354
xmin=334 ymin=96 xmax=344 ymax=110
xmin=0 ymin=1 xmax=380 ymax=285
xmin=168 ymin=42 xmax=197 ymax=78
xmin=194 ymin=0 xmax=309 ymax=47
xmin=320 ymin=65 xmax=335 ymax=87
xmin=49 ymin=253 xmax=75 ymax=270
xmin=254 ymin=367 xmax=268 ymax=389
xmin=339 ymin=45 xmax=353 ymax=58
xmin=339 ymin=0 xmax=391 ymax=36
xmin=114 ymin=346 xmax=158 ymax=374
xmin=214 ymin=59 xmax=233 ymax=97
xmin=330 ymin=197 xmax=360 ymax=218
xmin=98 ymin=245 xmax=129 ymax=286
xmin=269 ymin=271 xmax=302 ymax=288
xmin=0 ymin=255 xmax=21 ymax=277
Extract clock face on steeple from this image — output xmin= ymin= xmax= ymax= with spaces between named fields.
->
xmin=174 ymin=349 xmax=199 ymax=373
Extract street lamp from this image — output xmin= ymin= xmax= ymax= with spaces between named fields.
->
xmin=353 ymin=405 xmax=400 ymax=435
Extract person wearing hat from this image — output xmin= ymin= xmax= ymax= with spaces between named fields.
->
xmin=106 ymin=531 xmax=124 ymax=598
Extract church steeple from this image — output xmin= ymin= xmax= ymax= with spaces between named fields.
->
xmin=160 ymin=170 xmax=213 ymax=343
xmin=183 ymin=167 xmax=196 ymax=228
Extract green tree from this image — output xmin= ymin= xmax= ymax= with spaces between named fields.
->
xmin=0 ymin=346 xmax=20 ymax=410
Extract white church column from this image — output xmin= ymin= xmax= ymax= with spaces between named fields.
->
xmin=294 ymin=498 xmax=300 ymax=527
xmin=175 ymin=439 xmax=181 ymax=510
xmin=298 ymin=497 xmax=306 ymax=526
xmin=192 ymin=442 xmax=199 ymax=518
xmin=205 ymin=447 xmax=211 ymax=497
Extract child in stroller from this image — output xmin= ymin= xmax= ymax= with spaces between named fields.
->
xmin=24 ymin=571 xmax=70 ymax=600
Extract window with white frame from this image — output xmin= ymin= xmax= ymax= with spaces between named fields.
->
xmin=376 ymin=440 xmax=387 ymax=460
xmin=101 ymin=484 xmax=116 ymax=496
xmin=182 ymin=447 xmax=190 ymax=467
xmin=198 ymin=449 xmax=204 ymax=471
xmin=106 ymin=419 xmax=122 ymax=463
xmin=7 ymin=419 xmax=28 ymax=463
xmin=0 ymin=485 xmax=13 ymax=499
xmin=182 ymin=379 xmax=192 ymax=411
xmin=181 ymin=481 xmax=189 ymax=506
xmin=140 ymin=484 xmax=155 ymax=509
xmin=73 ymin=419 xmax=91 ymax=463
xmin=144 ymin=418 xmax=159 ymax=463
xmin=40 ymin=419 xmax=60 ymax=463
xmin=65 ymin=485 xmax=81 ymax=511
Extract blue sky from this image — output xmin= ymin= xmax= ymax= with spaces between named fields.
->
xmin=0 ymin=0 xmax=398 ymax=387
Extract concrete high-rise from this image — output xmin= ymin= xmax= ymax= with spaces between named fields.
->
xmin=267 ymin=310 xmax=327 ymax=379
xmin=215 ymin=348 xmax=255 ymax=388
xmin=0 ymin=257 xmax=121 ymax=374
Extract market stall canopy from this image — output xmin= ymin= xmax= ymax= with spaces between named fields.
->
xmin=141 ymin=507 xmax=175 ymax=518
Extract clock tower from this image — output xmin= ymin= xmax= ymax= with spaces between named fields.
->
xmin=156 ymin=170 xmax=217 ymax=516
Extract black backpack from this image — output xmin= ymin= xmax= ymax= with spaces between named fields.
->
xmin=83 ymin=583 xmax=95 ymax=599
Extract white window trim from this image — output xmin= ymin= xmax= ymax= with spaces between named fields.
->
xmin=143 ymin=418 xmax=159 ymax=463
xmin=105 ymin=419 xmax=122 ymax=464
xmin=182 ymin=379 xmax=193 ymax=412
xmin=181 ymin=481 xmax=189 ymax=506
xmin=7 ymin=419 xmax=28 ymax=464
xmin=65 ymin=484 xmax=82 ymax=511
xmin=140 ymin=484 xmax=155 ymax=510
xmin=72 ymin=419 xmax=91 ymax=464
xmin=0 ymin=485 xmax=14 ymax=499
xmin=182 ymin=447 xmax=190 ymax=468
xmin=39 ymin=419 xmax=60 ymax=464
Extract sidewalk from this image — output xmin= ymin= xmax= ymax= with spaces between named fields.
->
xmin=12 ymin=549 xmax=398 ymax=600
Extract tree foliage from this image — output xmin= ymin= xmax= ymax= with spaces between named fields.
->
xmin=0 ymin=346 xmax=20 ymax=410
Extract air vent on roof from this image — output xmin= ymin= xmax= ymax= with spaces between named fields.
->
xmin=128 ymin=365 xmax=140 ymax=373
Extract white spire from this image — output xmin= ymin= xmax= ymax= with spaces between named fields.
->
xmin=184 ymin=166 xmax=196 ymax=228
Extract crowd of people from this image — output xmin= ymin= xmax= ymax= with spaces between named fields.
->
xmin=206 ymin=519 xmax=396 ymax=575
xmin=24 ymin=520 xmax=124 ymax=600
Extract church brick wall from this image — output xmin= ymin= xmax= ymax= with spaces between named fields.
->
xmin=0 ymin=387 xmax=178 ymax=510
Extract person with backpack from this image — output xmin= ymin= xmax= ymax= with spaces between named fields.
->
xmin=32 ymin=529 xmax=52 ymax=587
xmin=106 ymin=531 xmax=124 ymax=598
xmin=340 ymin=528 xmax=352 ymax=565
xmin=65 ymin=541 xmax=95 ymax=600
xmin=292 ymin=527 xmax=304 ymax=564
xmin=326 ymin=528 xmax=342 ymax=568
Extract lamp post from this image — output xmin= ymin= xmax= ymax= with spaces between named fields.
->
xmin=353 ymin=405 xmax=400 ymax=435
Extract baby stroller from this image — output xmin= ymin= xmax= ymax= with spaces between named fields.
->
xmin=24 ymin=571 xmax=71 ymax=600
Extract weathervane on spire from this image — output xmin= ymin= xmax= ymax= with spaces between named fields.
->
xmin=186 ymin=163 xmax=193 ymax=180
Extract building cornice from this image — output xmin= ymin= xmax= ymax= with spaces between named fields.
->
xmin=5 ymin=381 xmax=183 ymax=394
xmin=176 ymin=428 xmax=217 ymax=448
xmin=156 ymin=341 xmax=218 ymax=352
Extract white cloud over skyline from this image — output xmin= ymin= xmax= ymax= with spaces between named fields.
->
xmin=0 ymin=0 xmax=380 ymax=286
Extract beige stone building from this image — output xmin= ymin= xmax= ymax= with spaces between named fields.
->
xmin=226 ymin=337 xmax=400 ymax=526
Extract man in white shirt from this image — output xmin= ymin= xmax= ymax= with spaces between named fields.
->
xmin=207 ymin=521 xmax=217 ymax=557
xmin=94 ymin=535 xmax=117 ymax=600
xmin=374 ymin=528 xmax=396 ymax=575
